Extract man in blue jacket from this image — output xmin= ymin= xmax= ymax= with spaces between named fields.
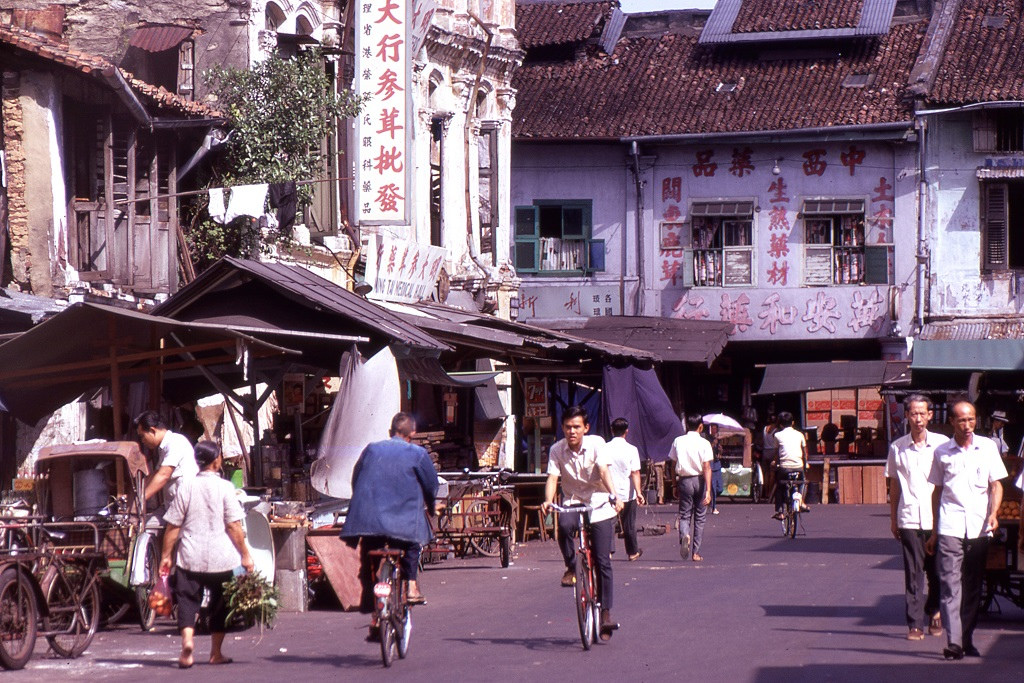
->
xmin=341 ymin=412 xmax=439 ymax=608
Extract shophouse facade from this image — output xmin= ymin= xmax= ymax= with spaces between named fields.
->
xmin=512 ymin=0 xmax=932 ymax=436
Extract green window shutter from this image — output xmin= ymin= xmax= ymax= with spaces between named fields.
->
xmin=863 ymin=245 xmax=890 ymax=284
xmin=586 ymin=239 xmax=605 ymax=273
xmin=562 ymin=205 xmax=586 ymax=239
xmin=515 ymin=206 xmax=539 ymax=238
xmin=983 ymin=183 xmax=1009 ymax=271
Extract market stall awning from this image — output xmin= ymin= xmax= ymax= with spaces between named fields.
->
xmin=546 ymin=316 xmax=731 ymax=366
xmin=152 ymin=257 xmax=449 ymax=361
xmin=911 ymin=339 xmax=1024 ymax=371
xmin=0 ymin=302 xmax=301 ymax=424
xmin=396 ymin=357 xmax=499 ymax=387
xmin=755 ymin=360 xmax=891 ymax=395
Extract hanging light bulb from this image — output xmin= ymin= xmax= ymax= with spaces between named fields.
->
xmin=772 ymin=159 xmax=782 ymax=175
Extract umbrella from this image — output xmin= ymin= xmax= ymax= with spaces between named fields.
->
xmin=702 ymin=413 xmax=743 ymax=431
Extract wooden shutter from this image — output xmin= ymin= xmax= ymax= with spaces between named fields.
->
xmin=983 ymin=183 xmax=1009 ymax=271
xmin=973 ymin=111 xmax=996 ymax=153
xmin=514 ymin=206 xmax=539 ymax=272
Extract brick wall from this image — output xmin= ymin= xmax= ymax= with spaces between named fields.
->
xmin=1 ymin=70 xmax=31 ymax=292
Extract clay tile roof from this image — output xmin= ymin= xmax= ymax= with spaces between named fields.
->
xmin=513 ymin=19 xmax=926 ymax=139
xmin=0 ymin=23 xmax=220 ymax=119
xmin=732 ymin=0 xmax=863 ymax=33
xmin=926 ymin=0 xmax=1024 ymax=105
xmin=516 ymin=0 xmax=614 ymax=49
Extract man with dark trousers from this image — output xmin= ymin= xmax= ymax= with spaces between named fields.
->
xmin=601 ymin=417 xmax=646 ymax=561
xmin=886 ymin=394 xmax=947 ymax=641
xmin=926 ymin=399 xmax=1006 ymax=660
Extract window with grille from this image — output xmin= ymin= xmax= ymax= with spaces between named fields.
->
xmin=686 ymin=201 xmax=754 ymax=286
xmin=802 ymin=199 xmax=888 ymax=285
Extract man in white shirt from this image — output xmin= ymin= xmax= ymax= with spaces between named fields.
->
xmin=666 ymin=413 xmax=713 ymax=561
xmin=772 ymin=411 xmax=808 ymax=519
xmin=137 ymin=410 xmax=199 ymax=507
xmin=543 ymin=406 xmax=623 ymax=639
xmin=926 ymin=399 xmax=1007 ymax=660
xmin=886 ymin=394 xmax=947 ymax=641
xmin=600 ymin=418 xmax=646 ymax=561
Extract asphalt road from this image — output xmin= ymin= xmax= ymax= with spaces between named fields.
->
xmin=8 ymin=503 xmax=1024 ymax=682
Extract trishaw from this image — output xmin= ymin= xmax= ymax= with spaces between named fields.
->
xmin=422 ymin=470 xmax=514 ymax=568
xmin=982 ymin=495 xmax=1023 ymax=612
xmin=0 ymin=542 xmax=45 ymax=669
xmin=715 ymin=427 xmax=762 ymax=503
xmin=33 ymin=441 xmax=161 ymax=631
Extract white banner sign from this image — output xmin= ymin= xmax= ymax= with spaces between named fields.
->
xmin=355 ymin=0 xmax=410 ymax=224
xmin=365 ymin=234 xmax=448 ymax=303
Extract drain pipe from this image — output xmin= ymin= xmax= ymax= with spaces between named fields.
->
xmin=629 ymin=140 xmax=645 ymax=315
xmin=914 ymin=116 xmax=928 ymax=334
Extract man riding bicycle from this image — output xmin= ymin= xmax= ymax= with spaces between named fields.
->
xmin=542 ymin=406 xmax=623 ymax=640
xmin=772 ymin=411 xmax=808 ymax=520
xmin=341 ymin=412 xmax=439 ymax=639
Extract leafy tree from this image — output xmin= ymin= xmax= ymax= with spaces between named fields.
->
xmin=184 ymin=49 xmax=363 ymax=270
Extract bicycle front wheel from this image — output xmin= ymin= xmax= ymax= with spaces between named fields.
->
xmin=574 ymin=558 xmax=595 ymax=650
xmin=789 ymin=509 xmax=800 ymax=538
xmin=0 ymin=567 xmax=38 ymax=670
xmin=782 ymin=508 xmax=793 ymax=537
xmin=42 ymin=564 xmax=100 ymax=658
xmin=396 ymin=605 xmax=412 ymax=659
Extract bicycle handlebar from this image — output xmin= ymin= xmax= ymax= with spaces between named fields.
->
xmin=548 ymin=503 xmax=593 ymax=514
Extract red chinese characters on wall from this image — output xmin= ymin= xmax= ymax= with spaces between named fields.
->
xmin=840 ymin=145 xmax=866 ymax=176
xmin=662 ymin=177 xmax=682 ymax=203
xmin=692 ymin=150 xmax=717 ymax=177
xmin=802 ymin=149 xmax=827 ymax=176
xmin=729 ymin=147 xmax=755 ymax=177
xmin=720 ymin=293 xmax=753 ymax=334
xmin=765 ymin=177 xmax=791 ymax=287
xmin=868 ymin=176 xmax=894 ymax=244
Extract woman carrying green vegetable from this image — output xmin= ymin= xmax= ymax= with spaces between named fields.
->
xmin=161 ymin=440 xmax=255 ymax=669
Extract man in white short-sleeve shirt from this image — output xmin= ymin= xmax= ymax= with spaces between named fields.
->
xmin=137 ymin=410 xmax=199 ymax=506
xmin=772 ymin=412 xmax=808 ymax=518
xmin=666 ymin=414 xmax=713 ymax=561
xmin=543 ymin=406 xmax=623 ymax=640
xmin=926 ymin=400 xmax=1007 ymax=660
xmin=886 ymin=394 xmax=947 ymax=641
xmin=599 ymin=418 xmax=645 ymax=561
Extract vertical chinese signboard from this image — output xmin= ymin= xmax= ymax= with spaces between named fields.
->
xmin=356 ymin=0 xmax=411 ymax=224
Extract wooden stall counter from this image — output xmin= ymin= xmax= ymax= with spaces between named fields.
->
xmin=808 ymin=457 xmax=887 ymax=505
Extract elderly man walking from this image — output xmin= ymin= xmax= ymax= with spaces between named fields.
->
xmin=926 ymin=399 xmax=1007 ymax=660
xmin=667 ymin=413 xmax=713 ymax=562
xmin=886 ymin=394 xmax=947 ymax=641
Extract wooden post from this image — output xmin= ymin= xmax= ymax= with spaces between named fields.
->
xmin=822 ymin=457 xmax=830 ymax=505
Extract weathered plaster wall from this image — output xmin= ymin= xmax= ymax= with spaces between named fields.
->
xmin=63 ymin=0 xmax=252 ymax=102
xmin=19 ymin=71 xmax=59 ymax=297
xmin=926 ymin=113 xmax=1023 ymax=318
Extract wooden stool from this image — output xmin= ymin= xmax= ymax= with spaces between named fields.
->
xmin=519 ymin=505 xmax=557 ymax=542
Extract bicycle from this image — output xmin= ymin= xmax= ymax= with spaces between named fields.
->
xmin=779 ymin=471 xmax=806 ymax=539
xmin=368 ymin=546 xmax=412 ymax=667
xmin=549 ymin=503 xmax=601 ymax=650
xmin=33 ymin=524 xmax=103 ymax=658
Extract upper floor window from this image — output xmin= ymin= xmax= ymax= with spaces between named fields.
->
xmin=514 ymin=200 xmax=604 ymax=274
xmin=802 ymin=199 xmax=888 ymax=285
xmin=981 ymin=181 xmax=1024 ymax=271
xmin=974 ymin=109 xmax=1024 ymax=153
xmin=686 ymin=200 xmax=754 ymax=286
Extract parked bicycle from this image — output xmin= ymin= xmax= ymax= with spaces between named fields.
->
xmin=779 ymin=471 xmax=806 ymax=539
xmin=550 ymin=503 xmax=601 ymax=650
xmin=369 ymin=546 xmax=413 ymax=667
xmin=424 ymin=469 xmax=514 ymax=567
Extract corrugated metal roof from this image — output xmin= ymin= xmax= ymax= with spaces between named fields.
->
xmin=129 ymin=25 xmax=193 ymax=53
xmin=977 ymin=167 xmax=1024 ymax=179
xmin=154 ymin=257 xmax=448 ymax=353
xmin=919 ymin=318 xmax=1024 ymax=341
xmin=755 ymin=360 xmax=890 ymax=394
xmin=700 ymin=0 xmax=896 ymax=45
xmin=544 ymin=315 xmax=731 ymax=365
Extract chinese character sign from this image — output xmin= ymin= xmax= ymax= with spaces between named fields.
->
xmin=363 ymin=233 xmax=448 ymax=302
xmin=356 ymin=0 xmax=410 ymax=223
xmin=524 ymin=377 xmax=549 ymax=418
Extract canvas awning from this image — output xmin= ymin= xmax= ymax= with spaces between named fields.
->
xmin=755 ymin=360 xmax=892 ymax=395
xmin=546 ymin=316 xmax=731 ymax=366
xmin=129 ymin=25 xmax=193 ymax=52
xmin=911 ymin=339 xmax=1024 ymax=371
xmin=396 ymin=357 xmax=499 ymax=387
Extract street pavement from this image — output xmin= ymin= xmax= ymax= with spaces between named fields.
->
xmin=9 ymin=503 xmax=1024 ymax=681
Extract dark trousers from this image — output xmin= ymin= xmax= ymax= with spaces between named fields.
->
xmin=619 ymin=499 xmax=640 ymax=557
xmin=174 ymin=568 xmax=234 ymax=632
xmin=558 ymin=513 xmax=615 ymax=610
xmin=676 ymin=475 xmax=707 ymax=555
xmin=937 ymin=534 xmax=990 ymax=648
xmin=774 ymin=468 xmax=805 ymax=512
xmin=710 ymin=463 xmax=723 ymax=511
xmin=354 ymin=537 xmax=421 ymax=613
xmin=899 ymin=528 xmax=941 ymax=630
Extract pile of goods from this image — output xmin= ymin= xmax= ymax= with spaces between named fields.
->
xmin=997 ymin=499 xmax=1021 ymax=521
